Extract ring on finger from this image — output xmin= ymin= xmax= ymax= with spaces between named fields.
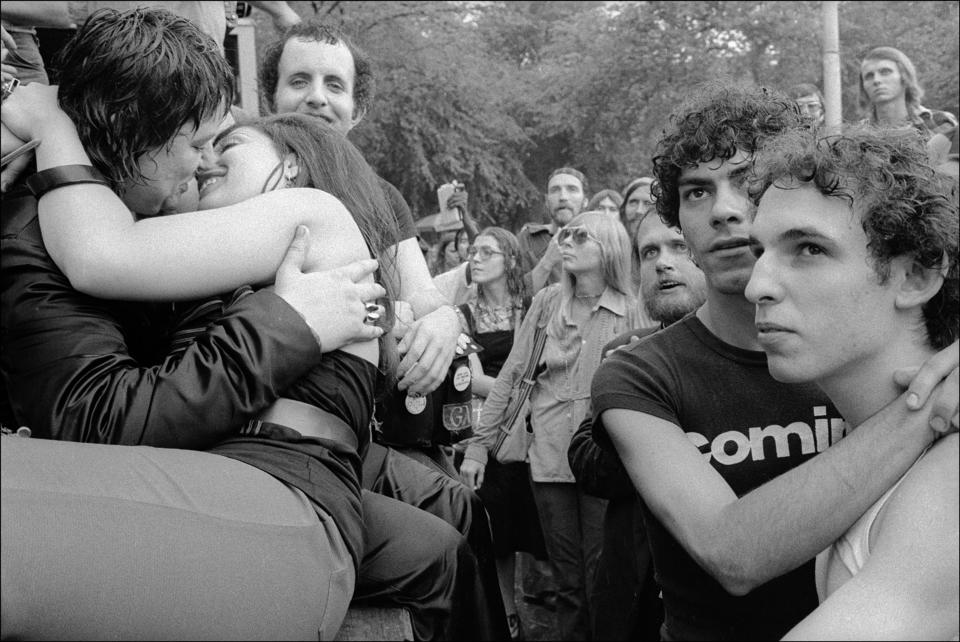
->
xmin=364 ymin=302 xmax=384 ymax=325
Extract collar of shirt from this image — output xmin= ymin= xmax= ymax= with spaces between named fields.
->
xmin=563 ymin=286 xmax=628 ymax=323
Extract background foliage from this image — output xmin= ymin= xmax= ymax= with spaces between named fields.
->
xmin=252 ymin=1 xmax=960 ymax=231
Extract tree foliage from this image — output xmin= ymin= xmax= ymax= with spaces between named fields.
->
xmin=252 ymin=1 xmax=959 ymax=232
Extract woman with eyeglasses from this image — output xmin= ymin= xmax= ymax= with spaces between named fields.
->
xmin=460 ymin=211 xmax=642 ymax=641
xmin=452 ymin=227 xmax=545 ymax=640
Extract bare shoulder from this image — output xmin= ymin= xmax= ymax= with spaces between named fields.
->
xmin=278 ymin=188 xmax=370 ymax=267
xmin=875 ymin=432 xmax=958 ymax=537
xmin=871 ymin=432 xmax=958 ymax=568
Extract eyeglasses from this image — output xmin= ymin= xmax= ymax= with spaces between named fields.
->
xmin=796 ymin=101 xmax=823 ymax=115
xmin=558 ymin=226 xmax=600 ymax=246
xmin=467 ymin=246 xmax=504 ymax=261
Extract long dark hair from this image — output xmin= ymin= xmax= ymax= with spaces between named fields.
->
xmin=237 ymin=113 xmax=401 ymax=388
xmin=474 ymin=226 xmax=529 ymax=325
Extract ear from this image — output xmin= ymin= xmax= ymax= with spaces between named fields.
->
xmin=282 ymin=153 xmax=300 ymax=183
xmin=350 ymin=104 xmax=367 ymax=130
xmin=893 ymin=253 xmax=946 ymax=310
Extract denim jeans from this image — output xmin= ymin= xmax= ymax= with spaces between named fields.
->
xmin=530 ymin=481 xmax=606 ymax=641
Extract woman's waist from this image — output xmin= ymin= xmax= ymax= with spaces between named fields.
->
xmin=244 ymin=398 xmax=359 ymax=452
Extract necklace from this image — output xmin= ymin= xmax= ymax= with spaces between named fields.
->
xmin=574 ymin=292 xmax=602 ymax=299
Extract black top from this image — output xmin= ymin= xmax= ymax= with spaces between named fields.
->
xmin=1 ymin=192 xmax=368 ymax=572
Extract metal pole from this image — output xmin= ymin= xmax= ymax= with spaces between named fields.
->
xmin=822 ymin=1 xmax=843 ymax=133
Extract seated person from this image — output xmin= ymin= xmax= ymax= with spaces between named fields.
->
xmin=1 ymin=32 xmax=394 ymax=642
xmin=1 ymin=9 xmax=477 ymax=640
xmin=745 ymin=125 xmax=958 ymax=639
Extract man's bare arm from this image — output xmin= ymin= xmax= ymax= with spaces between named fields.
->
xmin=394 ymin=236 xmax=460 ymax=394
xmin=606 ymin=383 xmax=952 ymax=596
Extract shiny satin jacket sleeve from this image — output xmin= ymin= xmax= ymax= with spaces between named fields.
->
xmin=462 ymin=284 xmax=557 ymax=465
xmin=0 ymin=196 xmax=322 ymax=449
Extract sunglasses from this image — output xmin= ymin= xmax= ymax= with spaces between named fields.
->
xmin=558 ymin=226 xmax=600 ymax=246
xmin=467 ymin=246 xmax=504 ymax=261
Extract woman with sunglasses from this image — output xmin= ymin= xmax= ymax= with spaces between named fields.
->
xmin=461 ymin=211 xmax=642 ymax=640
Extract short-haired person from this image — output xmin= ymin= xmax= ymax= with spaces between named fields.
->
xmin=589 ymin=82 xmax=959 ymax=640
xmin=0 ymin=9 xmax=394 ymax=639
xmin=586 ymin=188 xmax=622 ymax=218
xmin=260 ymin=19 xmax=461 ymax=397
xmin=785 ymin=82 xmax=825 ymax=128
xmin=569 ymin=210 xmax=707 ymax=641
xmin=462 ymin=211 xmax=643 ymax=641
xmin=858 ymin=46 xmax=958 ymax=140
xmin=746 ymin=125 xmax=958 ymax=639
xmin=432 ymin=230 xmax=464 ymax=276
xmin=258 ymin=20 xmax=509 ymax=639
xmin=518 ymin=166 xmax=590 ymax=294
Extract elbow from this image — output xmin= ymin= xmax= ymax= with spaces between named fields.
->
xmin=695 ymin=543 xmax=764 ymax=596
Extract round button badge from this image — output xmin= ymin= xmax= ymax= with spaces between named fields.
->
xmin=405 ymin=394 xmax=428 ymax=415
xmin=452 ymin=365 xmax=472 ymax=392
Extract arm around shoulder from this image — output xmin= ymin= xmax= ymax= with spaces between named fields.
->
xmin=43 ymin=188 xmax=365 ymax=301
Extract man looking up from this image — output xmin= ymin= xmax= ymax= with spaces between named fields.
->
xmin=589 ymin=82 xmax=959 ymax=640
xmin=747 ymin=125 xmax=958 ymax=639
xmin=518 ymin=166 xmax=590 ymax=293
xmin=569 ymin=210 xmax=707 ymax=641
xmin=260 ymin=20 xmax=460 ymax=396
xmin=859 ymin=46 xmax=957 ymax=140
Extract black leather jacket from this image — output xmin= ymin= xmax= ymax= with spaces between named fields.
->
xmin=0 ymin=192 xmax=322 ymax=448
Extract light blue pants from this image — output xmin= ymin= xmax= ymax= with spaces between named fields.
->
xmin=1 ymin=435 xmax=355 ymax=640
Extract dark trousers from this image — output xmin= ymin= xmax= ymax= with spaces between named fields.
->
xmin=531 ymin=481 xmax=606 ymax=641
xmin=359 ymin=443 xmax=509 ymax=641
xmin=590 ymin=498 xmax=663 ymax=640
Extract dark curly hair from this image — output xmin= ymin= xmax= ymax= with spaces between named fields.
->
xmin=53 ymin=7 xmax=235 ymax=192
xmin=259 ymin=19 xmax=373 ymax=120
xmin=750 ymin=124 xmax=959 ymax=350
xmin=651 ymin=82 xmax=803 ymax=228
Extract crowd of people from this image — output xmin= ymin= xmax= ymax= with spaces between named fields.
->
xmin=0 ymin=3 xmax=958 ymax=642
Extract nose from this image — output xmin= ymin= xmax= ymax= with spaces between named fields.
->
xmin=710 ymin=182 xmax=750 ymax=230
xmin=744 ymin=251 xmax=780 ymax=305
xmin=198 ymin=141 xmax=218 ymax=172
xmin=656 ymin=249 xmax=679 ymax=274
xmin=305 ymin=84 xmax=328 ymax=108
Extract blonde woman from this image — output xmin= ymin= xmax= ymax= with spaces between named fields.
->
xmin=461 ymin=210 xmax=642 ymax=640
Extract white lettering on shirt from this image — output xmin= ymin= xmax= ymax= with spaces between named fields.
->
xmin=687 ymin=406 xmax=847 ymax=465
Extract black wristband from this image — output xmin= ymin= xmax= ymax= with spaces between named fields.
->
xmin=26 ymin=165 xmax=110 ymax=199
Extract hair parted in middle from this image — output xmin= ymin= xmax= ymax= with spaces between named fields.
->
xmin=558 ymin=210 xmax=634 ymax=301
xmin=474 ymin=226 xmax=529 ymax=315
xmin=858 ymin=46 xmax=924 ymax=120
